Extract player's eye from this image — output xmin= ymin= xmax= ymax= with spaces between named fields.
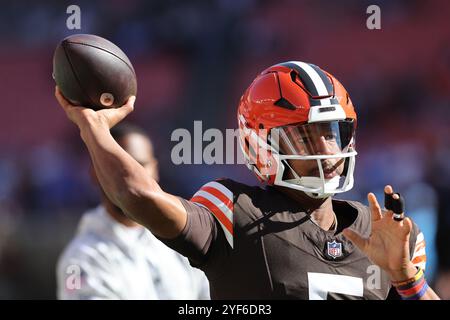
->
xmin=300 ymin=137 xmax=310 ymax=144
xmin=324 ymin=134 xmax=337 ymax=141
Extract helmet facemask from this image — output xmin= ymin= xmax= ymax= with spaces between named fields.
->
xmin=268 ymin=120 xmax=357 ymax=198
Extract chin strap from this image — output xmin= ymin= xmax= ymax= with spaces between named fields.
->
xmin=305 ymin=191 xmax=334 ymax=199
xmin=282 ymin=159 xmax=336 ymax=199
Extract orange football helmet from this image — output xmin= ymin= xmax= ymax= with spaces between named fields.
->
xmin=238 ymin=61 xmax=357 ymax=198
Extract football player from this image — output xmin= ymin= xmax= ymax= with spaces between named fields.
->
xmin=55 ymin=61 xmax=439 ymax=300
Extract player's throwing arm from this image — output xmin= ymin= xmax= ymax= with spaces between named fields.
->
xmin=53 ymin=35 xmax=188 ymax=240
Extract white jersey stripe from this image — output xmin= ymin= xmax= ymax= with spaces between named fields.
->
xmin=412 ymin=258 xmax=426 ymax=271
xmin=194 ymin=181 xmax=233 ymax=202
xmin=413 ymin=248 xmax=426 ymax=257
xmin=411 ymin=232 xmax=426 ymax=270
xmin=416 ymin=261 xmax=426 ymax=270
xmin=193 ymin=190 xmax=233 ymax=222
xmin=199 ymin=181 xmax=233 ymax=201
xmin=416 ymin=232 xmax=424 ymax=243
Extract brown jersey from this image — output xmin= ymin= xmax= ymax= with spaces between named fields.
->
xmin=160 ymin=178 xmax=426 ymax=300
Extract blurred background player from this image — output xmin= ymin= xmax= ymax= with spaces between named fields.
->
xmin=56 ymin=123 xmax=210 ymax=300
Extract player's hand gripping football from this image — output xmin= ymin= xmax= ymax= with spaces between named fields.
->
xmin=343 ymin=185 xmax=417 ymax=282
xmin=55 ymin=86 xmax=135 ymax=130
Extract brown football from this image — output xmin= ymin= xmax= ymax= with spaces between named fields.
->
xmin=53 ymin=34 xmax=137 ymax=110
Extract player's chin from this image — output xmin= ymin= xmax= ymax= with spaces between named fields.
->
xmin=323 ymin=171 xmax=339 ymax=179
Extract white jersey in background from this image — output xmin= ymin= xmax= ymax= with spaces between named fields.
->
xmin=56 ymin=205 xmax=210 ymax=300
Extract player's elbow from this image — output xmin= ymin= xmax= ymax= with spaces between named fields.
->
xmin=115 ymin=175 xmax=159 ymax=206
xmin=116 ymin=186 xmax=186 ymax=238
xmin=115 ymin=184 xmax=146 ymax=208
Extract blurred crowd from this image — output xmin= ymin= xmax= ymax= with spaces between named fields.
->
xmin=0 ymin=0 xmax=449 ymax=298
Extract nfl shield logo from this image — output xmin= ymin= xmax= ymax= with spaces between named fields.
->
xmin=327 ymin=240 xmax=342 ymax=259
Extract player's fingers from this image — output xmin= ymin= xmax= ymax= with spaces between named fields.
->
xmin=384 ymin=185 xmax=393 ymax=195
xmin=104 ymin=96 xmax=135 ymax=127
xmin=385 ymin=210 xmax=394 ymax=219
xmin=55 ymin=86 xmax=71 ymax=111
xmin=118 ymin=95 xmax=135 ymax=117
xmin=384 ymin=185 xmax=394 ymax=211
xmin=343 ymin=228 xmax=369 ymax=252
xmin=402 ymin=217 xmax=413 ymax=235
xmin=368 ymin=192 xmax=382 ymax=221
xmin=125 ymin=95 xmax=136 ymax=109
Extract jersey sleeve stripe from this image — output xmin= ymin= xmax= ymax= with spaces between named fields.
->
xmin=201 ymin=181 xmax=233 ymax=200
xmin=191 ymin=182 xmax=233 ymax=211
xmin=412 ymin=232 xmax=427 ymax=270
xmin=191 ymin=195 xmax=234 ymax=248
xmin=413 ymin=248 xmax=426 ymax=259
xmin=192 ymin=190 xmax=233 ymax=221
xmin=414 ymin=240 xmax=425 ymax=252
xmin=191 ymin=195 xmax=233 ymax=235
xmin=197 ymin=186 xmax=233 ymax=212
xmin=412 ymin=233 xmax=426 ymax=258
xmin=416 ymin=232 xmax=424 ymax=243
xmin=412 ymin=255 xmax=427 ymax=270
xmin=190 ymin=181 xmax=234 ymax=248
xmin=412 ymin=255 xmax=426 ymax=264
xmin=413 ymin=245 xmax=425 ymax=256
xmin=194 ymin=202 xmax=234 ymax=249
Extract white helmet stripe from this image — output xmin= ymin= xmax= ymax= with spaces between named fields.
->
xmin=291 ymin=61 xmax=330 ymax=97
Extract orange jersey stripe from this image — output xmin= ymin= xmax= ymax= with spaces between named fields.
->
xmin=412 ymin=255 xmax=427 ymax=265
xmin=191 ymin=195 xmax=233 ymax=235
xmin=198 ymin=186 xmax=233 ymax=211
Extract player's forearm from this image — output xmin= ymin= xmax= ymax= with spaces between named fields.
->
xmin=77 ymin=118 xmax=186 ymax=237
xmin=79 ymin=118 xmax=157 ymax=204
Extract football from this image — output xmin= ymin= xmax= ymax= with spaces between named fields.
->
xmin=52 ymin=34 xmax=137 ymax=110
